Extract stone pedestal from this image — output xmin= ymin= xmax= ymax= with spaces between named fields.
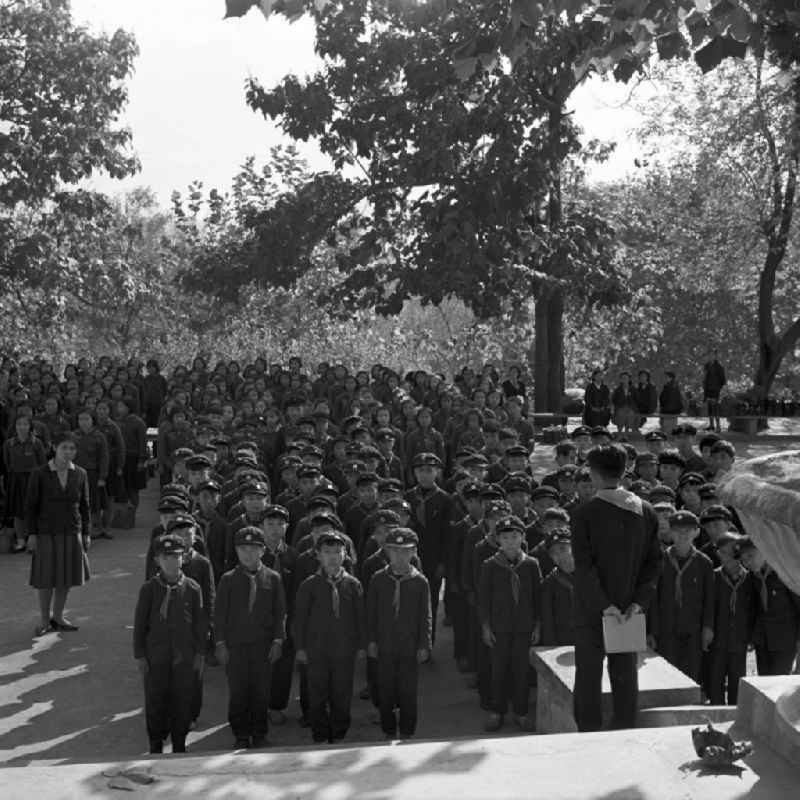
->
xmin=531 ymin=646 xmax=701 ymax=733
xmin=735 ymin=676 xmax=800 ymax=768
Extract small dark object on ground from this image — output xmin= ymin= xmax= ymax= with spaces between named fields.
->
xmin=691 ymin=722 xmax=753 ymax=768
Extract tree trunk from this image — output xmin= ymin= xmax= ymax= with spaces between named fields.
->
xmin=533 ymin=289 xmax=564 ymax=412
xmin=534 ymin=293 xmax=550 ymax=413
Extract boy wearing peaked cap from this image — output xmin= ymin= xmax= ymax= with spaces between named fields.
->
xmin=214 ymin=526 xmax=286 ymax=750
xmin=657 ymin=450 xmax=686 ymax=491
xmin=478 ymin=515 xmax=542 ymax=733
xmin=405 ymin=452 xmax=453 ymax=649
xmin=709 ymin=532 xmax=756 ymax=704
xmin=258 ymin=505 xmax=298 ymax=724
xmin=195 ymin=479 xmax=227 ymax=587
xmin=739 ymin=537 xmax=800 ymax=677
xmin=540 ymin=528 xmax=576 ymax=646
xmin=698 ymin=505 xmax=734 ymax=566
xmin=133 ymin=534 xmax=206 ymax=754
xmin=367 ymin=528 xmax=432 ymax=739
xmin=294 ymin=532 xmax=367 ymax=744
xmin=644 ymin=429 xmax=668 ymax=456
xmin=166 ymin=514 xmax=215 ymax=726
xmin=671 ymin=424 xmax=707 ymax=474
xmin=462 ymin=498 xmax=511 ymax=707
xmin=223 ymin=480 xmax=271 ymax=572
xmin=677 ymin=472 xmax=705 ymax=514
xmin=447 ymin=480 xmax=484 ymax=673
xmin=650 ymin=511 xmax=714 ymax=683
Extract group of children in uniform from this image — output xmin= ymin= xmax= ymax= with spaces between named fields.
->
xmin=58 ymin=355 xmax=789 ymax=753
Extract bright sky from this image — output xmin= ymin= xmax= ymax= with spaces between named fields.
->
xmin=71 ymin=0 xmax=645 ymax=205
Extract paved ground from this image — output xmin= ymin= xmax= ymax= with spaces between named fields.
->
xmin=2 ymin=724 xmax=800 ymax=800
xmin=1 ymin=422 xmax=799 ymax=770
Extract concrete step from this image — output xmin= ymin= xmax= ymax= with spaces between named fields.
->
xmin=637 ymin=705 xmax=737 ymax=728
xmin=3 ymin=723 xmax=799 ymax=800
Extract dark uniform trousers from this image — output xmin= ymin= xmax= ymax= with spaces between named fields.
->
xmin=709 ymin=650 xmax=747 ymax=705
xmin=378 ymin=653 xmax=419 ymax=737
xmin=491 ymin=633 xmax=531 ymax=717
xmin=145 ymin=660 xmax=194 ymax=751
xmin=269 ymin=635 xmax=295 ymax=711
xmin=755 ymin=648 xmax=796 ymax=676
xmin=367 ymin=655 xmax=380 ymax=708
xmin=448 ymin=590 xmax=469 ymax=661
xmin=227 ymin=643 xmax=273 ymax=740
xmin=574 ymin=625 xmax=639 ymax=732
xmin=659 ymin=631 xmax=703 ymax=683
xmin=307 ymin=654 xmax=355 ymax=743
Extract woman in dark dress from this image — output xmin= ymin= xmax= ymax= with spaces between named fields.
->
xmin=26 ymin=433 xmax=91 ymax=637
xmin=583 ymin=369 xmax=612 ymax=428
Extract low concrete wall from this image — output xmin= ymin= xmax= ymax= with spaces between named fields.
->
xmin=531 ymin=646 xmax=702 ymax=734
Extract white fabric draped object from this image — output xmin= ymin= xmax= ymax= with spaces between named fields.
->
xmin=718 ymin=450 xmax=800 ymax=596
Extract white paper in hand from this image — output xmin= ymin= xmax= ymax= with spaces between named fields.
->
xmin=602 ymin=612 xmax=647 ymax=653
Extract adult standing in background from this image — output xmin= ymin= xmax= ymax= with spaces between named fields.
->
xmin=142 ymin=359 xmax=168 ymax=429
xmin=611 ymin=372 xmax=637 ymax=434
xmin=703 ymin=350 xmax=727 ymax=432
xmin=634 ymin=370 xmax=658 ymax=431
xmin=583 ymin=370 xmax=611 ymax=428
xmin=26 ymin=433 xmax=91 ymax=637
xmin=659 ymin=371 xmax=684 ymax=434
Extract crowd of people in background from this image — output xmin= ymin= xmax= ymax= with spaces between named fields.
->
xmin=1 ymin=352 xmax=799 ymax=756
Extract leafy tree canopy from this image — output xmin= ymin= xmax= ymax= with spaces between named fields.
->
xmin=0 ymin=0 xmax=139 ymax=294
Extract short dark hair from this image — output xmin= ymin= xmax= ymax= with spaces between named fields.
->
xmin=555 ymin=441 xmax=577 ymax=457
xmin=586 ymin=444 xmax=627 ymax=480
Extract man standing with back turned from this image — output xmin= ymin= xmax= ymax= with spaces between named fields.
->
xmin=571 ymin=444 xmax=663 ymax=732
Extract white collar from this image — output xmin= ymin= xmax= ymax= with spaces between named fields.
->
xmin=48 ymin=460 xmax=76 ymax=471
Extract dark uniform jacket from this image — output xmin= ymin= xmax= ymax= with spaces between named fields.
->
xmin=752 ymin=567 xmax=800 ymax=652
xmin=215 ymin=564 xmax=287 ymax=648
xmin=25 ymin=463 xmax=91 ymax=537
xmin=293 ymin=570 xmax=366 ymax=660
xmin=367 ymin=566 xmax=432 ymax=656
xmin=541 ymin=567 xmax=575 ymax=645
xmin=133 ymin=574 xmax=206 ymax=665
xmin=712 ymin=565 xmax=756 ymax=653
xmin=571 ymin=491 xmax=662 ymax=628
xmin=478 ymin=552 xmax=542 ymax=634
xmin=404 ymin=484 xmax=453 ymax=575
xmin=653 ymin=546 xmax=714 ymax=638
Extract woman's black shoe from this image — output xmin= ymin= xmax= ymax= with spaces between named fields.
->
xmin=50 ymin=618 xmax=79 ymax=632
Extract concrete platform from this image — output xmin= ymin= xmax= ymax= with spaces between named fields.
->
xmin=0 ymin=723 xmax=797 ymax=799
xmin=531 ymin=646 xmax=701 ymax=733
xmin=736 ymin=676 xmax=800 ymax=768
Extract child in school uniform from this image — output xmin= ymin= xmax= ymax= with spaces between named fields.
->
xmin=258 ymin=504 xmax=298 ymax=725
xmin=651 ymin=511 xmax=715 ymax=683
xmin=709 ymin=532 xmax=756 ymax=705
xmin=215 ymin=526 xmax=286 ymax=750
xmin=697 ymin=505 xmax=734 ymax=566
xmin=133 ymin=534 xmax=206 ymax=754
xmin=652 ymin=502 xmax=676 ymax=549
xmin=294 ymin=532 xmax=367 ymax=744
xmin=447 ymin=480 xmax=484 ymax=674
xmin=479 ymin=515 xmax=542 ymax=732
xmin=463 ymin=498 xmax=511 ymax=710
xmin=367 ymin=527 xmax=432 ymax=739
xmin=540 ymin=528 xmax=575 ymax=646
xmin=739 ymin=537 xmax=800 ymax=676
xmin=195 ymin=479 xmax=227 ymax=585
xmin=166 ymin=514 xmax=215 ymax=726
